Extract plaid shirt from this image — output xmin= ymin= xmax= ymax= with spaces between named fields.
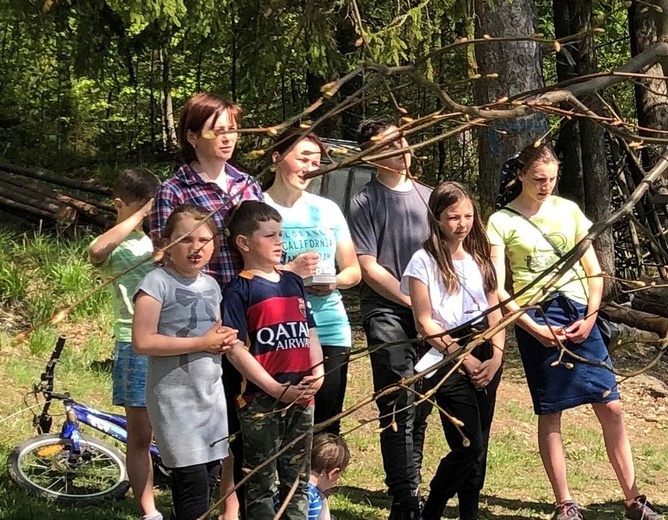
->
xmin=149 ymin=163 xmax=264 ymax=287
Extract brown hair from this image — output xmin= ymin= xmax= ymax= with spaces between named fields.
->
xmin=497 ymin=142 xmax=560 ymax=207
xmin=177 ymin=93 xmax=243 ymax=163
xmin=516 ymin=142 xmax=559 ymax=174
xmin=311 ymin=433 xmax=350 ymax=473
xmin=424 ymin=182 xmax=496 ymax=294
xmin=263 ymin=127 xmax=326 ymax=190
xmin=162 ymin=204 xmax=219 ymax=257
xmin=113 ymin=168 xmax=160 ymax=204
xmin=356 ymin=117 xmax=395 ymax=150
xmin=227 ymin=200 xmax=282 ymax=248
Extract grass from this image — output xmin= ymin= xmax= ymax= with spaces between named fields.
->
xmin=1 ymin=230 xmax=668 ymax=519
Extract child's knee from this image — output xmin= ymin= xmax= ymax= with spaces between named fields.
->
xmin=596 ymin=399 xmax=624 ymax=422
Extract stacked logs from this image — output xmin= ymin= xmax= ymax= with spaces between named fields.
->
xmin=0 ymin=161 xmax=114 ymax=229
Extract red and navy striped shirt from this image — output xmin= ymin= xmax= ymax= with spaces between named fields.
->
xmin=222 ymin=270 xmax=316 ymax=407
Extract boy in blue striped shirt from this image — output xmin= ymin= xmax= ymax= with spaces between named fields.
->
xmin=308 ymin=434 xmax=350 ymax=520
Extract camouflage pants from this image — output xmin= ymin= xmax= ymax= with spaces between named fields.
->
xmin=239 ymin=393 xmax=314 ymax=519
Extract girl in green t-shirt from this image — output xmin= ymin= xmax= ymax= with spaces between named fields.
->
xmin=487 ymin=143 xmax=662 ymax=520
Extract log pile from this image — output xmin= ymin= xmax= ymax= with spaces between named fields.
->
xmin=629 ymin=281 xmax=668 ymax=319
xmin=0 ymin=161 xmax=114 ymax=229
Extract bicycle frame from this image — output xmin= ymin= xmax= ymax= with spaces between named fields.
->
xmin=60 ymin=400 xmax=160 ymax=458
xmin=36 ymin=336 xmax=160 ymax=459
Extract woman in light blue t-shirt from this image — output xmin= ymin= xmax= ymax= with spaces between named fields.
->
xmin=264 ymin=128 xmax=361 ymax=435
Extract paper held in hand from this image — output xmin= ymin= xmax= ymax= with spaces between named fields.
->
xmin=304 ymin=273 xmax=338 ymax=286
xmin=414 ymin=347 xmax=444 ymax=379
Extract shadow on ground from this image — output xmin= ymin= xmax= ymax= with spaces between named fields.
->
xmin=89 ymin=357 xmax=114 ymax=373
xmin=333 ymin=488 xmax=668 ymax=519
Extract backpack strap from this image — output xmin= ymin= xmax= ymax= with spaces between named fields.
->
xmin=502 ymin=206 xmax=565 ymax=257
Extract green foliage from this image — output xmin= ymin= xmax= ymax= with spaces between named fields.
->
xmin=0 ymin=0 xmax=650 ymax=184
xmin=0 ymin=227 xmax=111 ymax=329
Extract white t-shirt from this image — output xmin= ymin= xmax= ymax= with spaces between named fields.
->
xmin=401 ymin=249 xmax=489 ymax=377
xmin=401 ymin=249 xmax=489 ymax=329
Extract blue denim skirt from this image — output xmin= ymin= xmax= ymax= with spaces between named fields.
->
xmin=514 ymin=293 xmax=619 ymax=415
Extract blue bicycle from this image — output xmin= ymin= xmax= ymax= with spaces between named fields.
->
xmin=7 ymin=336 xmax=168 ymax=504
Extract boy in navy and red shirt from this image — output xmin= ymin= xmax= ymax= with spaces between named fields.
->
xmin=222 ymin=201 xmax=324 ymax=520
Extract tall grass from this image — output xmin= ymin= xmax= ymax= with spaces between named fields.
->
xmin=0 ymin=227 xmax=112 ymax=335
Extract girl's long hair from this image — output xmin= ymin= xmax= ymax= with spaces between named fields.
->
xmin=424 ymin=182 xmax=497 ymax=294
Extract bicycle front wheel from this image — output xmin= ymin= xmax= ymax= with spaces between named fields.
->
xmin=7 ymin=433 xmax=129 ymax=505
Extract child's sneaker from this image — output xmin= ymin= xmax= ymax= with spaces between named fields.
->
xmin=553 ymin=501 xmax=583 ymax=520
xmin=624 ymin=495 xmax=664 ymax=520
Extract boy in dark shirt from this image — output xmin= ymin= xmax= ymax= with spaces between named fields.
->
xmin=222 ymin=201 xmax=324 ymax=520
xmin=348 ymin=118 xmax=433 ymax=520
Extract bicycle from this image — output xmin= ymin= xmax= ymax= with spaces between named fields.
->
xmin=7 ymin=336 xmax=169 ymax=505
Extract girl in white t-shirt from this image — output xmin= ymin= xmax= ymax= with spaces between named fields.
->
xmin=401 ymin=181 xmax=505 ymax=520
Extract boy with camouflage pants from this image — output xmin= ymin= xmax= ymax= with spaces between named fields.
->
xmin=222 ymin=201 xmax=324 ymax=519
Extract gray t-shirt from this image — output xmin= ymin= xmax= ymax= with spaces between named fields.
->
xmin=349 ymin=178 xmax=432 ymax=311
xmin=136 ymin=267 xmax=228 ymax=468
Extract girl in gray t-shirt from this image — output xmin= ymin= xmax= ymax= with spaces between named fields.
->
xmin=133 ymin=205 xmax=239 ymax=520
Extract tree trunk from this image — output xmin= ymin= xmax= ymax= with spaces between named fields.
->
xmin=160 ymin=48 xmax=178 ymax=151
xmin=335 ymin=4 xmax=362 ymax=141
xmin=0 ymin=161 xmax=112 ymax=196
xmin=630 ymin=280 xmax=668 ymax=319
xmin=472 ymin=0 xmax=547 ymax=218
xmin=231 ymin=10 xmax=238 ymax=101
xmin=149 ymin=51 xmax=157 ymax=149
xmin=552 ymin=0 xmax=585 ymax=207
xmin=629 ymin=3 xmax=668 ymax=175
xmin=571 ymin=0 xmax=615 ymax=294
xmin=54 ymin=4 xmax=73 ymax=156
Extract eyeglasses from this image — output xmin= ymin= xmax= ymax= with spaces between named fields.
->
xmin=200 ymin=128 xmax=238 ymax=140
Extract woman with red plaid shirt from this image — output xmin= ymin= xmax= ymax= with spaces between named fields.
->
xmin=150 ymin=93 xmax=263 ymax=287
xmin=149 ymin=92 xmax=318 ymax=520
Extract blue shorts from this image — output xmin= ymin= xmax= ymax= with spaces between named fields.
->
xmin=112 ymin=341 xmax=148 ymax=408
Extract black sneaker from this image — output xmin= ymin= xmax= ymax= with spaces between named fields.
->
xmin=625 ymin=495 xmax=664 ymax=520
xmin=388 ymin=497 xmax=422 ymax=520
xmin=553 ymin=501 xmax=584 ymax=520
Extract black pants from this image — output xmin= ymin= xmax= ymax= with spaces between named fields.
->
xmin=421 ymin=347 xmax=502 ymax=520
xmin=364 ymin=307 xmax=433 ymax=503
xmin=314 ymin=345 xmax=351 ymax=435
xmin=170 ymin=460 xmax=221 ymax=520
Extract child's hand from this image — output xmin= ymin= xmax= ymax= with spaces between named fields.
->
xmin=201 ymin=321 xmax=238 ymax=353
xmin=470 ymin=356 xmax=501 ymax=389
xmin=139 ymin=198 xmax=154 ymax=217
xmin=288 ymin=252 xmax=320 ymax=278
xmin=215 ymin=326 xmax=239 ymax=353
xmin=532 ymin=323 xmax=567 ymax=347
xmin=461 ymin=354 xmax=482 ymax=376
xmin=306 ymin=282 xmax=337 ymax=296
xmin=563 ymin=316 xmax=595 ymax=344
xmin=274 ymin=384 xmax=307 ymax=404
xmin=300 ymin=374 xmax=323 ymax=394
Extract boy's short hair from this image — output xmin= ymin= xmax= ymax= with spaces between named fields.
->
xmin=113 ymin=168 xmax=160 ymax=204
xmin=311 ymin=433 xmax=350 ymax=473
xmin=227 ymin=201 xmax=282 ymax=246
xmin=356 ymin=117 xmax=396 ymax=150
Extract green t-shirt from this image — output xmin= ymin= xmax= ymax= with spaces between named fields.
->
xmin=486 ymin=196 xmax=592 ymax=305
xmin=91 ymin=231 xmax=154 ymax=342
